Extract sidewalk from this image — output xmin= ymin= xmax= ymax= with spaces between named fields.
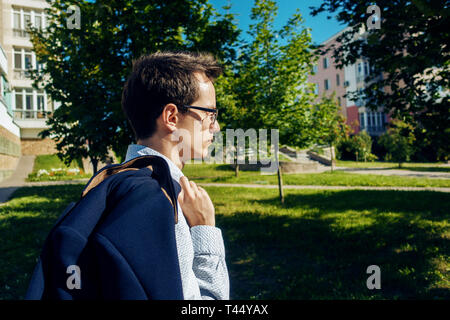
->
xmin=334 ymin=167 xmax=450 ymax=179
xmin=0 ymin=155 xmax=35 ymax=203
xmin=197 ymin=182 xmax=450 ymax=193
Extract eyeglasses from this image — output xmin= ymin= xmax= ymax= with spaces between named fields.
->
xmin=180 ymin=105 xmax=219 ymax=126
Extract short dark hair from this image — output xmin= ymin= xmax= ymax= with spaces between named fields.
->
xmin=122 ymin=51 xmax=222 ymax=141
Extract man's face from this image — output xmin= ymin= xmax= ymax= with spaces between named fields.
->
xmin=176 ymin=72 xmax=220 ymax=161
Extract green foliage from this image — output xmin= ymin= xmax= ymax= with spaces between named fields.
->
xmin=311 ymin=0 xmax=450 ymax=161
xmin=337 ymin=131 xmax=377 ymax=162
xmin=29 ymin=0 xmax=240 ymax=173
xmin=221 ymin=0 xmax=319 ymax=148
xmin=379 ymin=119 xmax=416 ymax=167
xmin=314 ymin=95 xmax=350 ymax=151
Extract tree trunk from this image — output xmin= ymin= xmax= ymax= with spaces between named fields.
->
xmin=276 ymin=148 xmax=284 ymax=204
xmin=330 ymin=143 xmax=334 ymax=172
xmin=91 ymin=157 xmax=98 ymax=174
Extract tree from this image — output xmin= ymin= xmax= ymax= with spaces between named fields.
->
xmin=314 ymin=95 xmax=350 ymax=171
xmin=311 ymin=0 xmax=450 ymax=161
xmin=352 ymin=131 xmax=374 ymax=162
xmin=379 ymin=118 xmax=416 ymax=168
xmin=29 ymin=0 xmax=239 ymax=173
xmin=227 ymin=0 xmax=318 ymax=148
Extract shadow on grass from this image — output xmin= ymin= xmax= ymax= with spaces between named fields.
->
xmin=0 ymin=185 xmax=84 ymax=300
xmin=219 ymin=190 xmax=450 ymax=299
xmin=400 ymin=167 xmax=450 ymax=173
xmin=1 ymin=185 xmax=449 ymax=300
xmin=338 ymin=166 xmax=450 ymax=174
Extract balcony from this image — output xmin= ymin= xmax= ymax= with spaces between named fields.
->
xmin=13 ymin=69 xmax=32 ymax=80
xmin=13 ymin=109 xmax=51 ymax=120
xmin=13 ymin=28 xmax=30 ymax=39
xmin=13 ymin=109 xmax=51 ymax=134
xmin=360 ymin=125 xmax=386 ymax=136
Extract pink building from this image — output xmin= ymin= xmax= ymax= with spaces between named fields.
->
xmin=308 ymin=28 xmax=387 ymax=136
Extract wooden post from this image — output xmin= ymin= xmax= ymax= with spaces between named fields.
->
xmin=276 ymin=146 xmax=284 ymax=204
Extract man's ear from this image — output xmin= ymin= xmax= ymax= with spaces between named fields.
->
xmin=159 ymin=103 xmax=180 ymax=133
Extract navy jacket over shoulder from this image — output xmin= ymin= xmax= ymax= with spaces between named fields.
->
xmin=25 ymin=155 xmax=184 ymax=300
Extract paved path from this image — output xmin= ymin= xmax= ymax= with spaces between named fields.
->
xmin=1 ymin=157 xmax=449 ymax=204
xmin=0 ymin=155 xmax=35 ymax=203
xmin=197 ymin=183 xmax=450 ymax=193
xmin=334 ymin=167 xmax=450 ymax=179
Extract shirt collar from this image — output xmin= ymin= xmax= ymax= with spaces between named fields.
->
xmin=124 ymin=144 xmax=184 ymax=183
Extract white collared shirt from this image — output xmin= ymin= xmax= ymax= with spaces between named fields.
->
xmin=124 ymin=144 xmax=229 ymax=300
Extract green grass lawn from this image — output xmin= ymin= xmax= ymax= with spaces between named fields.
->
xmin=0 ymin=184 xmax=448 ymax=299
xmin=27 ymin=155 xmax=92 ymax=182
xmin=182 ymin=164 xmax=450 ymax=188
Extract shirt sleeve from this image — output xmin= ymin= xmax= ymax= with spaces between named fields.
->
xmin=190 ymin=225 xmax=230 ymax=300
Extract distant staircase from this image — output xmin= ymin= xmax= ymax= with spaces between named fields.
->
xmin=278 ymin=146 xmax=329 ymax=172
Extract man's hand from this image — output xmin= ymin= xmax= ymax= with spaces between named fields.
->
xmin=178 ymin=176 xmax=215 ymax=227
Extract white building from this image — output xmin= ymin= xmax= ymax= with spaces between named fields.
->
xmin=0 ymin=0 xmax=59 ymax=160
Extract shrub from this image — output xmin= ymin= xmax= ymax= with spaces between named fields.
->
xmin=337 ymin=131 xmax=377 ymax=162
xmin=379 ymin=119 xmax=415 ymax=167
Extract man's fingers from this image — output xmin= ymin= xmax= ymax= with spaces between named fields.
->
xmin=189 ymin=181 xmax=199 ymax=195
xmin=180 ymin=176 xmax=194 ymax=198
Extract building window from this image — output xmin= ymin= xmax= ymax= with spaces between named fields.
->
xmin=13 ymin=48 xmax=37 ymax=79
xmin=37 ymin=90 xmax=45 ymax=111
xmin=35 ymin=12 xmax=43 ymax=30
xmin=324 ymin=79 xmax=329 ymax=91
xmin=338 ymin=97 xmax=341 ymax=106
xmin=359 ymin=113 xmax=365 ymax=129
xmin=312 ymin=65 xmax=318 ymax=73
xmin=314 ymin=83 xmax=319 ymax=94
xmin=24 ymin=10 xmax=31 ymax=28
xmin=14 ymin=50 xmax=22 ymax=69
xmin=336 ymin=74 xmax=340 ymax=86
xmin=12 ymin=8 xmax=46 ymax=37
xmin=13 ymin=88 xmax=47 ymax=119
xmin=323 ymin=57 xmax=329 ymax=69
xmin=364 ymin=62 xmax=370 ymax=76
xmin=15 ymin=90 xmax=23 ymax=110
xmin=357 ymin=63 xmax=364 ymax=83
xmin=357 ymin=62 xmax=363 ymax=75
xmin=13 ymin=11 xmax=20 ymax=29
xmin=24 ymin=50 xmax=33 ymax=69
xmin=25 ymin=89 xmax=33 ymax=110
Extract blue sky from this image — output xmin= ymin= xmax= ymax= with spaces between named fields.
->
xmin=209 ymin=0 xmax=346 ymax=45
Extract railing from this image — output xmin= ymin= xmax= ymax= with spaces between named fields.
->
xmin=12 ymin=109 xmax=51 ymax=120
xmin=14 ymin=69 xmax=32 ymax=80
xmin=361 ymin=125 xmax=385 ymax=134
xmin=13 ymin=28 xmax=30 ymax=38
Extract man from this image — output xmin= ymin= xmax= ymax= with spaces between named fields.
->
xmin=25 ymin=51 xmax=229 ymax=300
xmin=121 ymin=51 xmax=229 ymax=300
